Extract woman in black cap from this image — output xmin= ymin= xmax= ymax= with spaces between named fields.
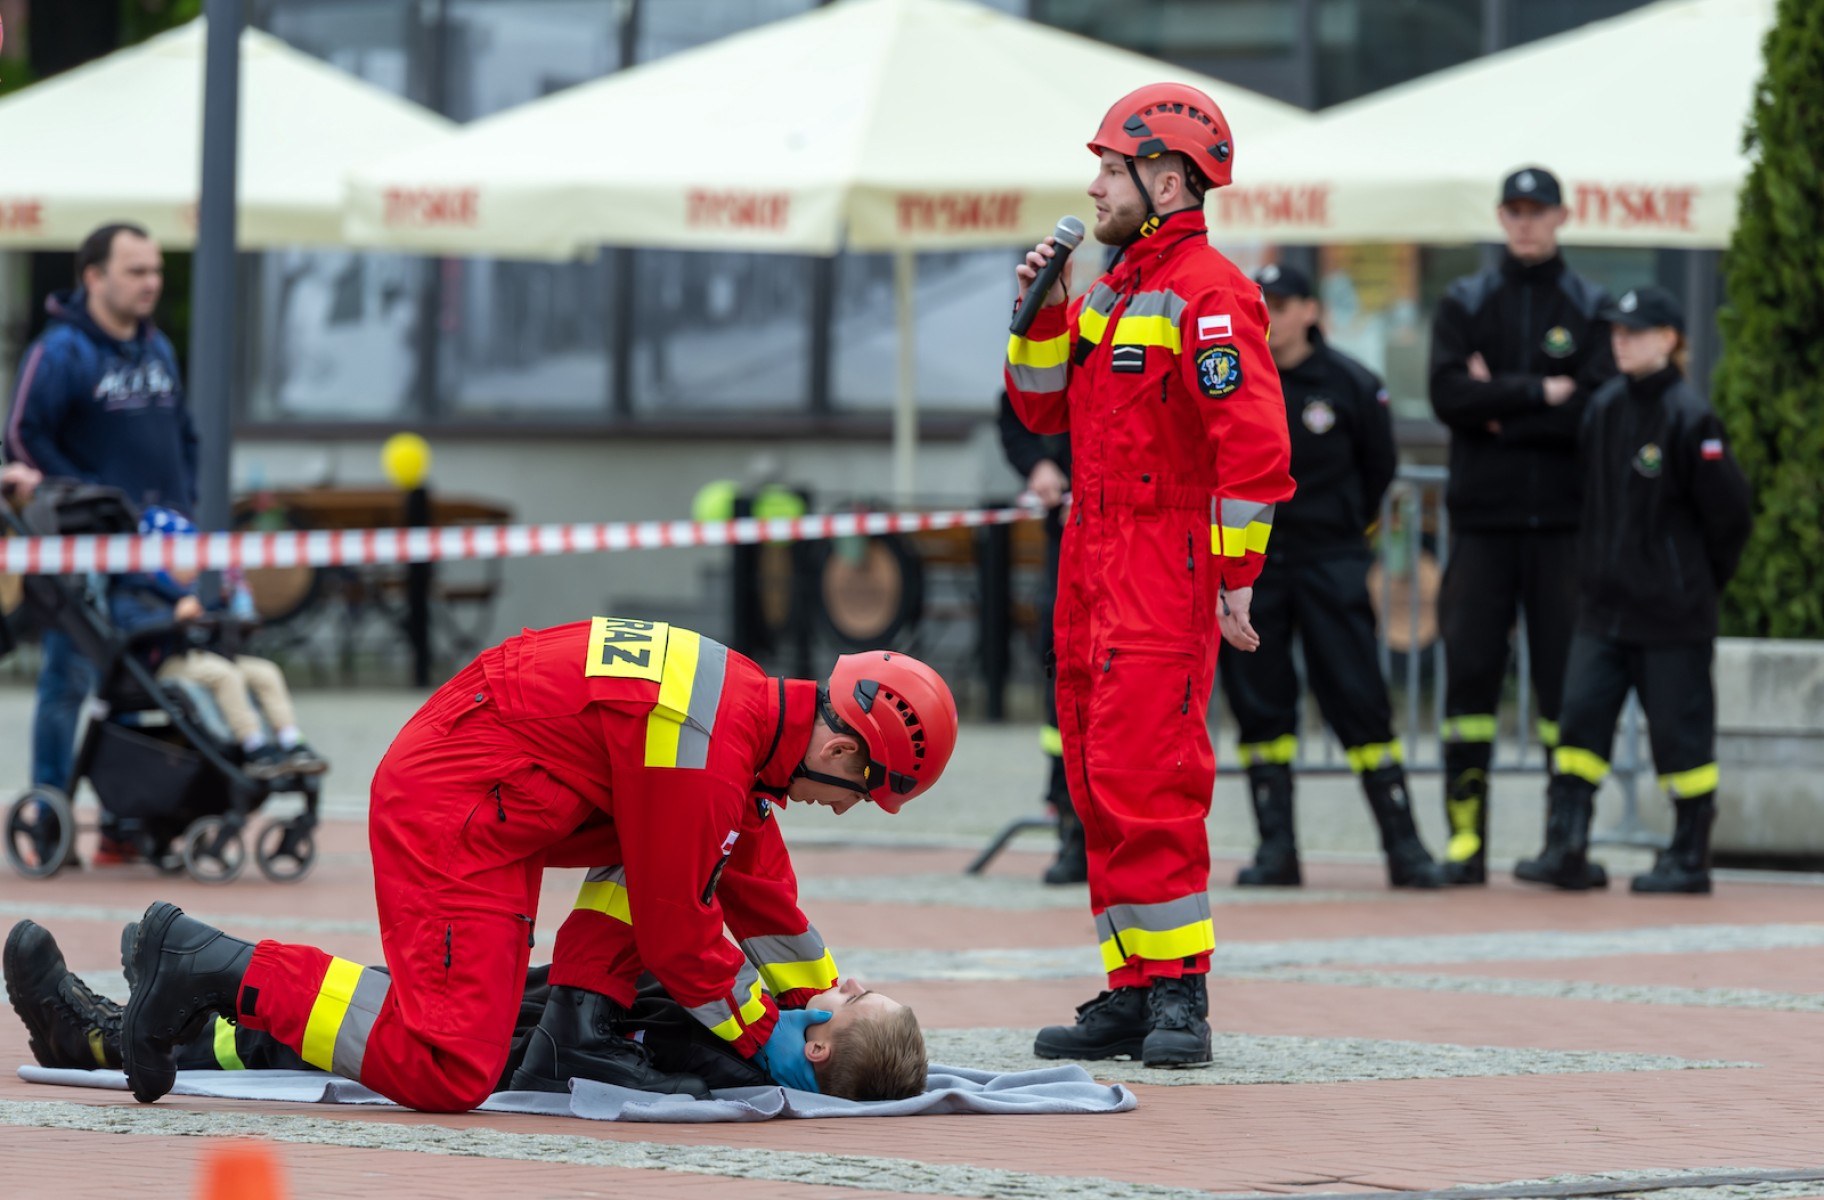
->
xmin=1514 ymin=286 xmax=1752 ymax=894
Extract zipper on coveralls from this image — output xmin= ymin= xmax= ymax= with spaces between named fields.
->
xmin=443 ymin=925 xmax=452 ymax=969
xmin=1102 ymin=649 xmax=1116 ymax=673
xmin=517 ymin=914 xmax=534 ymax=949
xmin=491 ymin=783 xmax=505 ymax=822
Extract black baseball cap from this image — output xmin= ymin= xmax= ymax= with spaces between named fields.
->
xmin=1601 ymin=285 xmax=1685 ymax=333
xmin=1500 ymin=166 xmax=1563 ymax=208
xmin=1254 ymin=263 xmax=1314 ymax=300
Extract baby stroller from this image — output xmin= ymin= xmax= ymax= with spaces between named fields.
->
xmin=2 ymin=482 xmax=321 ymax=883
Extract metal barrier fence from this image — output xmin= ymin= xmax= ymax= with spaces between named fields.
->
xmin=1293 ymin=464 xmax=1658 ymax=848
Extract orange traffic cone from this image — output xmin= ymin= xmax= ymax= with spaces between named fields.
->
xmin=197 ymin=1142 xmax=289 ymax=1200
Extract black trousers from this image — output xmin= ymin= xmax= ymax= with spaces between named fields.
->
xmin=1439 ymin=529 xmax=1579 ymax=760
xmin=1553 ymin=633 xmax=1717 ymax=798
xmin=1219 ymin=549 xmax=1398 ymax=766
xmin=1036 ymin=508 xmax=1068 ymax=798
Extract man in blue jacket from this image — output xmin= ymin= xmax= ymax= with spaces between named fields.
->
xmin=4 ymin=223 xmax=198 ymax=861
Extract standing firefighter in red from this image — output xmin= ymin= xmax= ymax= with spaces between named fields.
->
xmin=1008 ymin=84 xmax=1294 ymax=1067
xmin=115 ymin=619 xmax=957 ymax=1112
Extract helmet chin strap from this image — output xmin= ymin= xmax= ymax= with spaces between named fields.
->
xmin=794 ymin=686 xmax=872 ymax=798
xmin=1123 ymin=155 xmax=1163 ymax=245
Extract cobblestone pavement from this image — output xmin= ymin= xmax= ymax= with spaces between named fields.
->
xmin=0 ymin=690 xmax=1820 ymax=1199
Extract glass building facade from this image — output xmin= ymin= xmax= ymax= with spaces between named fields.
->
xmin=242 ymin=0 xmax=1666 ymax=432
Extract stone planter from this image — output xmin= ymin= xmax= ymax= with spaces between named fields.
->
xmin=1711 ymin=637 xmax=1824 ymax=860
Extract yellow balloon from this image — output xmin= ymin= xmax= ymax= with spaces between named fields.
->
xmin=692 ymin=480 xmax=739 ymax=523
xmin=381 ymin=432 xmax=432 ymax=491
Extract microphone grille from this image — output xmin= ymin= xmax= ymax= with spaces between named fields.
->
xmin=1053 ymin=215 xmax=1086 ymax=250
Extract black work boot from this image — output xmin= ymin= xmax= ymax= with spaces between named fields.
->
xmin=1631 ymin=795 xmax=1716 ymax=895
xmin=1033 ymin=987 xmax=1151 ymax=1060
xmin=5 ymin=921 xmax=123 ymax=1070
xmin=1141 ymin=975 xmax=1213 ymax=1068
xmin=1363 ymin=766 xmax=1447 ymax=889
xmin=510 ymin=985 xmax=711 ymax=1099
xmin=1043 ymin=761 xmax=1089 ymax=886
xmin=1236 ymin=765 xmax=1301 ymax=887
xmin=1514 ymin=782 xmax=1610 ymax=891
xmin=121 ymin=902 xmax=256 ymax=1103
xmin=1441 ymin=759 xmax=1489 ymax=885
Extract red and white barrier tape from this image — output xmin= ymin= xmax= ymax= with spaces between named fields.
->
xmin=2 ymin=505 xmax=1040 ymax=577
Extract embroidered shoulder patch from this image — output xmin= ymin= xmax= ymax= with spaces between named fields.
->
xmin=1195 ymin=344 xmax=1242 ymax=398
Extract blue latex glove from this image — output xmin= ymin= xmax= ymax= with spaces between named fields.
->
xmin=756 ymin=1008 xmax=831 ymax=1092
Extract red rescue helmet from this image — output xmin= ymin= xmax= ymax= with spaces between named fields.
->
xmin=823 ymin=651 xmax=958 ymax=812
xmin=1088 ymin=82 xmax=1235 ymax=193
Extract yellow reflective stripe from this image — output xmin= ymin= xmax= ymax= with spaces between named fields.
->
xmin=757 ymin=951 xmax=839 ymax=997
xmin=1238 ymin=734 xmax=1298 ymax=766
xmin=1554 ymin=746 xmax=1610 ymax=784
xmin=706 ymin=976 xmax=769 ymax=1043
xmin=1077 ymin=306 xmax=1109 ymax=346
xmin=212 ymin=1015 xmax=245 ymax=1071
xmin=1442 ymin=714 xmax=1498 ymax=744
xmin=644 ymin=628 xmax=701 ymax=767
xmin=576 ymin=879 xmax=632 ymax=924
xmin=1445 ymin=794 xmax=1483 ymax=862
xmin=300 ymin=957 xmax=364 ymax=1073
xmin=1212 ymin=523 xmax=1272 ymax=557
xmin=1536 ymin=719 xmax=1560 ymax=748
xmin=1346 ymin=741 xmax=1404 ymax=773
xmin=1098 ymin=919 xmax=1216 ymax=972
xmin=1007 ymin=332 xmax=1070 ymax=368
xmin=1111 ymin=313 xmax=1181 ymax=353
xmin=1659 ymin=763 xmax=1718 ymax=798
xmin=1040 ymin=724 xmax=1063 ymax=756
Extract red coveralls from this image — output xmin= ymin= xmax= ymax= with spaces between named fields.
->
xmin=230 ymin=618 xmax=831 ymax=1111
xmin=1005 ymin=210 xmax=1294 ymax=988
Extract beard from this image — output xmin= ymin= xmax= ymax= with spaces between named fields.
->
xmin=1093 ymin=203 xmax=1144 ymax=244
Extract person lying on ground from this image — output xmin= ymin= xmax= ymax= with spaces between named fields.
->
xmin=5 ymin=921 xmax=926 ymax=1102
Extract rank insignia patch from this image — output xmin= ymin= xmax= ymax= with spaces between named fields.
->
xmin=1195 ymin=344 xmax=1242 ymax=398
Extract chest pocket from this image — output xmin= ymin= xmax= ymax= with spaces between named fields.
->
xmin=581 ymin=618 xmax=732 ymax=770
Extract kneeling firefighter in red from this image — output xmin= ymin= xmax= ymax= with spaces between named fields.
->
xmin=115 ymin=618 xmax=958 ymax=1111
xmin=1006 ymin=83 xmax=1295 ymax=1067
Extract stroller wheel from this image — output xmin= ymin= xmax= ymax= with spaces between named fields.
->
xmin=181 ymin=816 xmax=247 ymax=885
xmin=4 ymin=787 xmax=76 ymax=879
xmin=254 ymin=818 xmax=317 ymax=884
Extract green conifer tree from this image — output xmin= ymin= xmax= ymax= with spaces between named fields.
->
xmin=1714 ymin=0 xmax=1824 ymax=637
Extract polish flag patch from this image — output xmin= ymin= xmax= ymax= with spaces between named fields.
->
xmin=1197 ymin=314 xmax=1233 ymax=342
xmin=1700 ymin=438 xmax=1725 ymax=460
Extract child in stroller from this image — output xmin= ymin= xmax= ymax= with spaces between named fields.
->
xmin=3 ymin=482 xmax=325 ymax=883
xmin=109 ymin=507 xmax=326 ymax=782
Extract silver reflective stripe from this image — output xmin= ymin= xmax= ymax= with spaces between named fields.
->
xmin=1101 ymin=892 xmax=1212 ymax=936
xmin=331 ymin=968 xmax=392 ymax=1080
xmin=584 ymin=864 xmax=626 ymax=886
xmin=675 ymin=638 xmax=729 ymax=770
xmin=1124 ymin=289 xmax=1187 ymax=322
xmin=1219 ymin=499 xmax=1275 ymax=530
xmin=1083 ymin=282 xmax=1120 ymax=316
xmin=739 ymin=929 xmax=828 ymax=969
xmin=1008 ymin=362 xmax=1067 ymax=393
xmin=1094 ymin=910 xmax=1117 ymax=942
xmin=684 ymin=958 xmax=762 ymax=1033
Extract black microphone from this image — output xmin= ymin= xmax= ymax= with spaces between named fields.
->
xmin=1010 ymin=216 xmax=1086 ymax=336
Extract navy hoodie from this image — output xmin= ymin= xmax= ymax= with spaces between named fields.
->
xmin=5 ymin=290 xmax=198 ymax=514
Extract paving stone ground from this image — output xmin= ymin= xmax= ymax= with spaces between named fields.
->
xmin=1 ymin=687 xmax=1820 ymax=1200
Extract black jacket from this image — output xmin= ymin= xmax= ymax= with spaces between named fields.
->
xmin=1429 ymin=253 xmax=1616 ymax=531
xmin=1273 ymin=335 xmax=1396 ymax=559
xmin=996 ymin=389 xmax=1070 ymax=483
xmin=1576 ymin=367 xmax=1752 ymax=644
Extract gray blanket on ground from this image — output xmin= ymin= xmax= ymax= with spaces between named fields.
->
xmin=18 ymin=1063 xmax=1136 ymax=1121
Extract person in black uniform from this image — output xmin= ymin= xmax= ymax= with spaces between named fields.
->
xmin=1428 ymin=166 xmax=1618 ymax=886
xmin=996 ymin=390 xmax=1084 ymax=884
xmin=1515 ymin=287 xmax=1751 ymax=894
xmin=1219 ymin=265 xmax=1445 ymax=889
